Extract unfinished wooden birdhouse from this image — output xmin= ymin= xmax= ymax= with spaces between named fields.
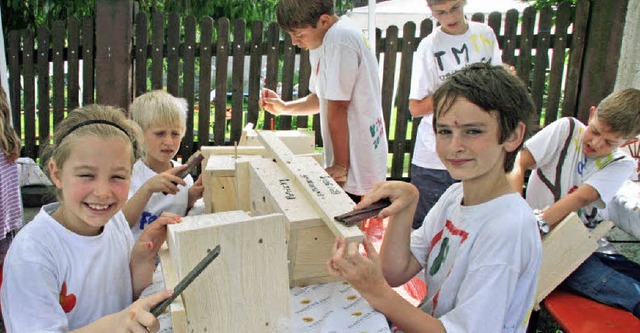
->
xmin=160 ymin=210 xmax=290 ymax=333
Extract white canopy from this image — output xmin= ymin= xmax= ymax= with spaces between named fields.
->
xmin=347 ymin=0 xmax=530 ymax=35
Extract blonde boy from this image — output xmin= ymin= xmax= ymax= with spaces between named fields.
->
xmin=509 ymin=88 xmax=640 ymax=317
xmin=123 ymin=90 xmax=203 ymax=240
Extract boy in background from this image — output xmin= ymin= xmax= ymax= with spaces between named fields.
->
xmin=123 ymin=90 xmax=203 ymax=240
xmin=262 ymin=0 xmax=388 ymax=202
xmin=509 ymin=88 xmax=640 ymax=317
xmin=408 ymin=0 xmax=503 ymax=229
xmin=329 ymin=63 xmax=541 ymax=332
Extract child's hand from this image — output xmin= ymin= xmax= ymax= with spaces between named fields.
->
xmin=134 ymin=213 xmax=181 ymax=261
xmin=325 ymin=164 xmax=348 ymax=185
xmin=144 ymin=165 xmax=188 ymax=196
xmin=355 ymin=181 xmax=419 ymax=219
xmin=327 ymin=237 xmax=388 ymax=299
xmin=119 ymin=289 xmax=173 ymax=332
xmin=188 ymin=174 xmax=204 ymax=209
xmin=262 ymin=88 xmax=286 ymax=115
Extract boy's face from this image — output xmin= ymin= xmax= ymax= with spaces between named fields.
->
xmin=286 ymin=14 xmax=332 ymax=50
xmin=435 ymin=97 xmax=522 ymax=182
xmin=50 ymin=137 xmax=132 ymax=236
xmin=582 ymin=108 xmax=626 ymax=158
xmin=430 ymin=0 xmax=467 ymax=35
xmin=143 ymin=124 xmax=184 ymax=167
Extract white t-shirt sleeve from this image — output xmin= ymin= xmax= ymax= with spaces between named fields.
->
xmin=323 ymin=41 xmax=360 ymax=101
xmin=524 ymin=117 xmax=570 ymax=167
xmin=585 ymin=158 xmax=635 ymax=206
xmin=409 ymin=38 xmax=438 ymax=101
xmin=489 ymin=29 xmax=503 ymax=66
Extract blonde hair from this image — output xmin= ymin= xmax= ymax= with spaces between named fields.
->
xmin=130 ymin=90 xmax=187 ymax=134
xmin=595 ymin=88 xmax=640 ymax=139
xmin=40 ymin=104 xmax=142 ymax=200
xmin=0 ymin=86 xmax=21 ymax=157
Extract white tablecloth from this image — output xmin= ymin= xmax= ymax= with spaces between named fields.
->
xmin=141 ymin=267 xmax=391 ymax=333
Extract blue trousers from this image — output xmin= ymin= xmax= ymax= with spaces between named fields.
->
xmin=561 ymin=252 xmax=640 ymax=318
xmin=409 ymin=164 xmax=457 ymax=229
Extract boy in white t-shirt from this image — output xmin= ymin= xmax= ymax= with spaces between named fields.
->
xmin=509 ymin=88 xmax=640 ymax=317
xmin=329 ymin=63 xmax=541 ymax=333
xmin=409 ymin=0 xmax=503 ymax=229
xmin=262 ymin=0 xmax=389 ymax=202
xmin=122 ymin=90 xmax=204 ymax=240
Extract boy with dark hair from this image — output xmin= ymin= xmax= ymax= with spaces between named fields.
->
xmin=263 ymin=0 xmax=388 ymax=202
xmin=509 ymin=88 xmax=640 ymax=317
xmin=329 ymin=63 xmax=541 ymax=332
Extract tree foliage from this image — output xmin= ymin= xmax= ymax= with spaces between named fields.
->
xmin=2 ymin=0 xmax=355 ymax=36
xmin=522 ymin=0 xmax=577 ymax=9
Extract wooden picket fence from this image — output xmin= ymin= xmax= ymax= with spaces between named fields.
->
xmin=5 ymin=2 xmax=588 ymax=179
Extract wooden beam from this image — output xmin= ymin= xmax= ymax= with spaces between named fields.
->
xmin=258 ymin=131 xmax=363 ymax=243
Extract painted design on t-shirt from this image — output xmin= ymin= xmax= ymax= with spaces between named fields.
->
xmin=426 ymin=219 xmax=469 ymax=313
xmin=369 ymin=117 xmax=386 ymax=150
xmin=59 ymin=281 xmax=77 ymax=313
xmin=433 ymin=33 xmax=495 ymax=81
xmin=138 ymin=211 xmax=158 ymax=231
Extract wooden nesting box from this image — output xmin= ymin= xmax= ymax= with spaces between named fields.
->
xmin=201 ymin=130 xmax=320 ymax=214
xmin=160 ymin=210 xmax=290 ymax=333
xmin=534 ymin=212 xmax=614 ymax=308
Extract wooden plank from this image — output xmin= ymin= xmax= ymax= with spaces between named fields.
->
xmin=230 ymin=19 xmax=246 ymax=143
xmin=166 ymin=13 xmax=180 ymax=97
xmin=180 ymin=16 xmax=197 ymax=160
xmin=166 ymin=211 xmax=289 ymax=332
xmin=36 ymin=27 xmax=50 ymax=143
xmin=67 ymin=17 xmax=80 ymax=111
xmin=296 ymin=49 xmax=311 ymax=129
xmin=471 ymin=12 xmax=485 ymax=23
xmin=264 ymin=22 xmax=279 ymax=130
xmin=247 ymin=20 xmax=264 ymax=126
xmin=487 ymin=12 xmax=502 ymax=48
xmin=7 ymin=31 xmax=21 ymax=135
xmin=502 ymin=9 xmax=520 ymax=68
xmin=213 ymin=17 xmax=229 ymax=145
xmin=279 ymin=34 xmax=295 ymax=130
xmin=52 ymin=20 xmax=65 ymax=124
xmin=245 ymin=158 xmax=339 ymax=286
xmin=517 ymin=6 xmax=536 ymax=86
xmin=158 ymin=243 xmax=187 ymax=333
xmin=82 ymin=17 xmax=94 ymax=105
xmin=392 ymin=22 xmax=416 ymax=179
xmin=544 ymin=2 xmax=571 ymax=126
xmin=535 ymin=213 xmax=613 ymax=308
xmin=151 ymin=12 xmax=164 ymax=90
xmin=530 ymin=6 xmax=552 ymax=131
xmin=134 ymin=12 xmax=148 ymax=96
xmin=95 ymin=0 xmax=132 ymax=110
xmin=247 ymin=158 xmax=323 ymax=229
xmin=240 ymin=129 xmax=315 ymax=155
xmin=561 ymin=0 xmax=589 ymax=118
xmin=381 ymin=25 xmax=398 ymax=138
xmin=258 ymin=131 xmax=363 ymax=242
xmin=23 ymin=32 xmax=36 ymax=159
xmin=198 ymin=17 xmax=213 ymax=148
xmin=202 ymin=155 xmax=261 ymax=213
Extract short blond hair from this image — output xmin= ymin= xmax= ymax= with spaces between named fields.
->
xmin=595 ymin=88 xmax=640 ymax=139
xmin=130 ymin=90 xmax=187 ymax=134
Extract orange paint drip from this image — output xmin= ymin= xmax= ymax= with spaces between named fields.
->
xmin=146 ymin=242 xmax=153 ymax=250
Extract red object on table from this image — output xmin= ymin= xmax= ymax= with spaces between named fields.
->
xmin=543 ymin=289 xmax=640 ymax=332
xmin=361 ymin=217 xmax=426 ymax=305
